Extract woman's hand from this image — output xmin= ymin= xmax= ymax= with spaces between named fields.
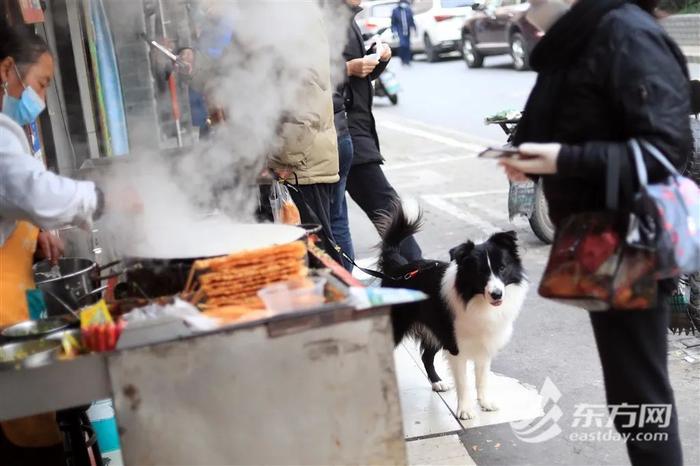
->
xmin=498 ymin=143 xmax=562 ymax=178
xmin=379 ymin=44 xmax=392 ymax=62
xmin=36 ymin=231 xmax=64 ymax=265
xmin=347 ymin=57 xmax=379 ymax=78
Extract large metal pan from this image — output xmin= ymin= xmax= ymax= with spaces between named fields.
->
xmin=116 ymin=223 xmax=305 ymax=299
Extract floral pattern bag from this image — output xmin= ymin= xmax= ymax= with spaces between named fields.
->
xmin=628 ymin=139 xmax=700 ymax=279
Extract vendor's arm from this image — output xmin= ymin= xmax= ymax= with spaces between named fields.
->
xmin=0 ymin=125 xmax=100 ymax=230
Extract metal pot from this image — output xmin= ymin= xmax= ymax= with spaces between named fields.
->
xmin=33 ymin=258 xmax=110 ymax=316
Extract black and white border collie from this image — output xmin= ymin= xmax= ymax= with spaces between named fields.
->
xmin=379 ymin=203 xmax=528 ymax=420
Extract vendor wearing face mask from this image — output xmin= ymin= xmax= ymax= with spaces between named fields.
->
xmin=0 ymin=26 xmax=105 ymax=328
xmin=0 ymin=25 xmax=110 ymax=463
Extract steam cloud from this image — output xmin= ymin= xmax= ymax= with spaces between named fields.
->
xmin=98 ymin=0 xmax=352 ymax=257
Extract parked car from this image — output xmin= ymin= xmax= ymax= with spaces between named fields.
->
xmin=358 ymin=0 xmax=474 ymax=62
xmin=414 ymin=0 xmax=475 ymax=62
xmin=461 ymin=0 xmax=542 ymax=71
xmin=357 ymin=0 xmax=400 ymax=47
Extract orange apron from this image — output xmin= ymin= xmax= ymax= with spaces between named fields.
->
xmin=0 ymin=221 xmax=39 ymax=326
xmin=0 ymin=221 xmax=62 ymax=448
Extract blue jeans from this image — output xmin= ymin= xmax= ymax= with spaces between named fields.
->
xmin=331 ymin=134 xmax=356 ymax=271
xmin=398 ymin=34 xmax=412 ymax=65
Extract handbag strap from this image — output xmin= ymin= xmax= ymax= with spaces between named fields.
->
xmin=639 ymin=139 xmax=682 ymax=177
xmin=606 ymin=146 xmax=622 ymax=210
xmin=628 ymin=138 xmax=682 ymax=189
xmin=628 ymin=139 xmax=649 ymax=187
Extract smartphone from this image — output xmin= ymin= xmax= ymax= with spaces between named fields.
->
xmin=478 ymin=147 xmax=522 ymax=159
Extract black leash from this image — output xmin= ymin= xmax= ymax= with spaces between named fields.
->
xmin=281 ymin=178 xmax=439 ymax=282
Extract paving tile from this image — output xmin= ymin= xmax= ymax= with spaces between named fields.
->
xmin=394 ymin=346 xmax=463 ymax=438
xmin=406 ymin=434 xmax=476 ymax=466
xmin=402 ymin=342 xmax=543 ymax=429
xmin=430 ymin=356 xmax=544 ymax=429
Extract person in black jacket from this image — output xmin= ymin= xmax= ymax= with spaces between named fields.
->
xmin=342 ymin=1 xmax=423 ymax=263
xmin=500 ymin=1 xmax=691 ymax=465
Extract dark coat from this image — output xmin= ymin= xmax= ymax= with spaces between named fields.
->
xmin=391 ymin=3 xmax=416 ymax=39
xmin=343 ymin=8 xmax=390 ymax=166
xmin=514 ymin=4 xmax=692 ymax=225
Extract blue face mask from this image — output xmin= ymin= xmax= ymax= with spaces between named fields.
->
xmin=1 ymin=65 xmax=46 ymax=126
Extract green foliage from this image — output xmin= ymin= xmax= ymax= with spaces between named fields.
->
xmin=659 ymin=0 xmax=700 ymax=13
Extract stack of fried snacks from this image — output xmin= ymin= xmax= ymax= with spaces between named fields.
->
xmin=192 ymin=241 xmax=308 ymax=309
xmin=201 ymin=305 xmax=268 ymax=324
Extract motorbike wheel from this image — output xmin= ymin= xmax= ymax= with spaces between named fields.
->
xmin=529 ymin=178 xmax=555 ymax=244
xmin=389 ymin=93 xmax=398 ymax=105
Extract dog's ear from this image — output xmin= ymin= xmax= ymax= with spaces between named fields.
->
xmin=489 ymin=231 xmax=518 ymax=254
xmin=449 ymin=241 xmax=475 ymax=262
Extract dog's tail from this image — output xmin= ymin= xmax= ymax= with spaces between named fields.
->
xmin=377 ymin=200 xmax=423 ymax=273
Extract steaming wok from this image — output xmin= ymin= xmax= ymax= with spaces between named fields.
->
xmin=116 ymin=223 xmax=305 ymax=298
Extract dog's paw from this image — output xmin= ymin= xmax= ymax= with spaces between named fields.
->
xmin=456 ymin=406 xmax=477 ymax=420
xmin=431 ymin=381 xmax=449 ymax=392
xmin=478 ymin=398 xmax=500 ymax=412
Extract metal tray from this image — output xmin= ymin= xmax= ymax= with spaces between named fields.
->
xmin=1 ymin=318 xmax=71 ymax=340
xmin=0 ymin=339 xmax=62 ymax=371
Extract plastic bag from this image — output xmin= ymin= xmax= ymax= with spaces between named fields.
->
xmin=508 ymin=180 xmax=535 ymax=220
xmin=269 ymin=180 xmax=301 ymax=225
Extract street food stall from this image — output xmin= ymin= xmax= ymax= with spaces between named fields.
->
xmin=1 ymin=221 xmax=421 ymax=464
xmin=0 ymin=1 xmax=417 ymax=464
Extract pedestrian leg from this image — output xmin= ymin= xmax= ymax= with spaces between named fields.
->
xmin=589 ymin=285 xmax=682 ymax=466
xmin=330 ymin=135 xmax=355 ymax=271
xmin=289 ymin=183 xmax=343 ymax=265
xmin=346 ymin=162 xmax=422 ymax=261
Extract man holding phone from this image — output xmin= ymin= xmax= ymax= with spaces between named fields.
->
xmin=340 ymin=0 xmax=423 ymax=263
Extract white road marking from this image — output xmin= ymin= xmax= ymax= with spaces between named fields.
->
xmin=377 ymin=114 xmax=502 ymax=147
xmin=385 ymin=154 xmax=478 ymax=171
xmin=390 ymin=169 xmax=446 ymax=189
xmin=435 ymin=190 xmax=508 ymax=199
xmin=422 ymin=194 xmax=501 ymax=234
xmin=378 ymin=120 xmax=486 ymax=153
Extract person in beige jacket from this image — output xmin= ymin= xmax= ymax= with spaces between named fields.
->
xmin=182 ymin=3 xmax=341 ymax=261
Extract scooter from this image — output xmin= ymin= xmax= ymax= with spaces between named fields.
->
xmin=374 ymin=69 xmax=400 ymax=105
xmin=486 ymin=110 xmax=555 ymax=244
xmin=366 ymin=32 xmax=401 ymax=106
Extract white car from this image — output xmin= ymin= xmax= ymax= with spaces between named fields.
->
xmin=413 ymin=0 xmax=474 ymax=62
xmin=358 ymin=0 xmax=473 ymax=62
xmin=357 ymin=1 xmax=401 ymax=49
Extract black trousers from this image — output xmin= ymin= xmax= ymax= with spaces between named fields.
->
xmin=346 ymin=162 xmax=422 ymax=262
xmin=589 ymin=285 xmax=682 ymax=466
xmin=257 ymin=183 xmax=341 ymax=264
xmin=288 ymin=183 xmax=343 ymax=264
